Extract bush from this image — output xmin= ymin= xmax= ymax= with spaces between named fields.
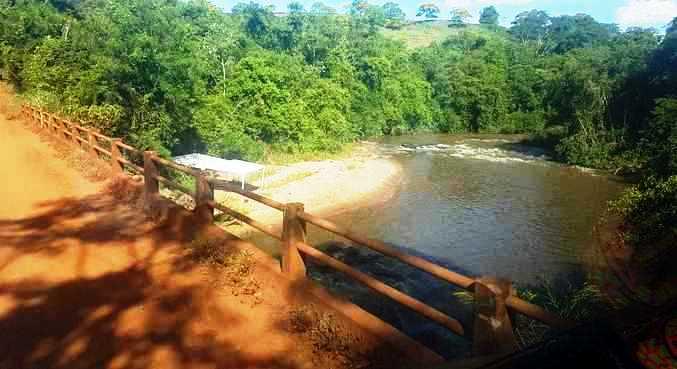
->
xmin=555 ymin=132 xmax=616 ymax=168
xmin=610 ymin=175 xmax=677 ymax=251
xmin=503 ymin=110 xmax=546 ymax=134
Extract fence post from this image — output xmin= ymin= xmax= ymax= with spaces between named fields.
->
xmin=143 ymin=151 xmax=160 ymax=211
xmin=52 ymin=115 xmax=59 ymax=136
xmin=60 ymin=119 xmax=69 ymax=141
xmin=55 ymin=116 xmax=61 ymax=138
xmin=194 ymin=173 xmax=214 ymax=224
xmin=282 ymin=202 xmax=307 ymax=280
xmin=87 ymin=129 xmax=97 ymax=157
xmin=50 ymin=114 xmax=54 ymax=133
xmin=472 ymin=277 xmax=519 ymax=357
xmin=70 ymin=123 xmax=80 ymax=149
xmin=110 ymin=139 xmax=124 ymax=174
xmin=39 ymin=110 xmax=44 ymax=129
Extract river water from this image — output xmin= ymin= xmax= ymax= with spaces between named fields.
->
xmin=261 ymin=135 xmax=627 ymax=357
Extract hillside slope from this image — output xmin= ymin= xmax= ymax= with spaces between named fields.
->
xmin=382 ymin=22 xmax=504 ymax=48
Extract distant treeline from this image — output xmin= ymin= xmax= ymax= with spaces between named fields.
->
xmin=1 ymin=1 xmax=675 ymax=271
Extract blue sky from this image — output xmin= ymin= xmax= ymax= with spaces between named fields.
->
xmin=212 ymin=0 xmax=677 ymax=29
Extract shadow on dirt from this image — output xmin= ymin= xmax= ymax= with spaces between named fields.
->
xmin=0 ymin=175 xmax=425 ymax=369
xmin=0 ymin=180 xmax=339 ymax=369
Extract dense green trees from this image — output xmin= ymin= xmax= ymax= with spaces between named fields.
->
xmin=0 ymin=0 xmax=674 ymax=279
xmin=382 ymin=2 xmax=405 ymax=29
xmin=479 ymin=6 xmax=499 ymax=26
xmin=0 ymin=0 xmax=672 ymax=170
xmin=0 ymin=0 xmax=436 ymax=158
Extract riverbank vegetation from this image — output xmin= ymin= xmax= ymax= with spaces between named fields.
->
xmin=1 ymin=1 xmax=674 ymax=287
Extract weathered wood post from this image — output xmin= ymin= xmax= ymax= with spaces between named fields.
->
xmin=69 ymin=123 xmax=80 ymax=149
xmin=60 ymin=119 xmax=69 ymax=141
xmin=52 ymin=115 xmax=59 ymax=136
xmin=194 ymin=172 xmax=214 ymax=224
xmin=39 ymin=110 xmax=45 ymax=129
xmin=143 ymin=151 xmax=160 ymax=211
xmin=87 ymin=129 xmax=97 ymax=157
xmin=282 ymin=202 xmax=307 ymax=280
xmin=110 ymin=139 xmax=124 ymax=174
xmin=472 ymin=277 xmax=519 ymax=357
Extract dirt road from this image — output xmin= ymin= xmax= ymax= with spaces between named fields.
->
xmin=0 ymin=113 xmax=428 ymax=368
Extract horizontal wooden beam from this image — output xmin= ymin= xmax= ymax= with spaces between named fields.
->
xmin=151 ymin=155 xmax=199 ymax=176
xmin=298 ymin=210 xmax=572 ymax=329
xmin=299 ymin=211 xmax=475 ymax=288
xmin=208 ymin=200 xmax=282 ymax=240
xmin=115 ymin=141 xmax=140 ymax=154
xmin=154 ymin=174 xmax=194 ymax=197
xmin=92 ymin=144 xmax=111 ymax=157
xmin=116 ymin=156 xmax=144 ymax=174
xmin=296 ymin=242 xmax=465 ymax=337
xmin=210 ymin=180 xmax=285 ymax=211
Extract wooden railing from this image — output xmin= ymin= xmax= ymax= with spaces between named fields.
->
xmin=21 ymin=104 xmax=574 ymax=358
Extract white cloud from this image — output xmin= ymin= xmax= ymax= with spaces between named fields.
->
xmin=615 ymin=0 xmax=677 ymax=28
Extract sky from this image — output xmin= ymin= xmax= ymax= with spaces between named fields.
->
xmin=212 ymin=0 xmax=677 ymax=30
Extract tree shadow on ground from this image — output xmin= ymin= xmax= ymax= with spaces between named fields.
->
xmin=0 ymin=181 xmax=345 ymax=369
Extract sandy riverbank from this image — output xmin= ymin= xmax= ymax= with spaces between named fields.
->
xmin=216 ymin=143 xmax=403 ymax=239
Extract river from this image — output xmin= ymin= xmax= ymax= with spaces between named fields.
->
xmin=260 ymin=134 xmax=627 ymax=358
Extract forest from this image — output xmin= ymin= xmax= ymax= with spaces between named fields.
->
xmin=0 ymin=0 xmax=675 ymax=272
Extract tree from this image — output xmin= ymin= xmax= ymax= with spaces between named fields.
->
xmin=350 ymin=0 xmax=369 ymax=17
xmin=416 ymin=3 xmax=439 ymax=19
xmin=287 ymin=2 xmax=305 ymax=33
xmin=667 ymin=16 xmax=677 ymax=36
xmin=510 ymin=10 xmax=550 ymax=43
xmin=545 ymin=14 xmax=617 ymax=54
xmin=382 ymin=2 xmax=404 ymax=21
xmin=232 ymin=2 xmax=274 ymax=40
xmin=309 ymin=2 xmax=335 ymax=16
xmin=479 ymin=6 xmax=499 ymax=26
xmin=449 ymin=8 xmax=471 ymax=27
xmin=382 ymin=2 xmax=405 ymax=29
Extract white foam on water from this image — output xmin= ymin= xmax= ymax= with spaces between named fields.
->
xmin=385 ymin=140 xmax=551 ymax=165
xmin=447 ymin=143 xmax=549 ymax=164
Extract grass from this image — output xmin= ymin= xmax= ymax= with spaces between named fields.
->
xmin=285 ymin=305 xmax=360 ymax=361
xmin=188 ymin=236 xmax=259 ymax=289
xmin=381 ymin=22 xmax=493 ymax=48
xmin=453 ymin=279 xmax=609 ymax=348
xmin=262 ymin=143 xmax=356 ymax=165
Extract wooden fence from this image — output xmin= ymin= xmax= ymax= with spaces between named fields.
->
xmin=21 ymin=104 xmax=574 ymax=358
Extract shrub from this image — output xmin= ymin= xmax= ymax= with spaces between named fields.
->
xmin=610 ymin=175 xmax=677 ymax=252
xmin=555 ymin=132 xmax=616 ymax=168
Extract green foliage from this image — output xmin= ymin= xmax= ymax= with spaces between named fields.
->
xmin=382 ymin=2 xmax=405 ymax=29
xmin=479 ymin=6 xmax=499 ymax=26
xmin=448 ymin=8 xmax=471 ymax=28
xmin=2 ymin=0 xmax=675 ymax=295
xmin=416 ymin=3 xmax=439 ymax=19
xmin=510 ymin=10 xmax=550 ymax=43
xmin=0 ymin=0 xmax=673 ymax=183
xmin=643 ymin=99 xmax=677 ymax=177
xmin=546 ymin=14 xmax=618 ymax=54
xmin=611 ymin=176 xmax=677 ymax=249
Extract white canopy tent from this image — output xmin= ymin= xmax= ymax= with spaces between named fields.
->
xmin=173 ymin=153 xmax=265 ymax=190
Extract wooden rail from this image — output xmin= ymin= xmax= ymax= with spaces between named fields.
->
xmin=20 ymin=104 xmax=574 ymax=359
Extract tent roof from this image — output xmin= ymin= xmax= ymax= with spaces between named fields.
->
xmin=173 ymin=153 xmax=264 ymax=175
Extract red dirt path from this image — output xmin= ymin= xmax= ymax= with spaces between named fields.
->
xmin=0 ymin=114 xmax=418 ymax=369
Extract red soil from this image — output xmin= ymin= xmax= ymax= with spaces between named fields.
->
xmin=0 ymin=112 xmax=441 ymax=368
